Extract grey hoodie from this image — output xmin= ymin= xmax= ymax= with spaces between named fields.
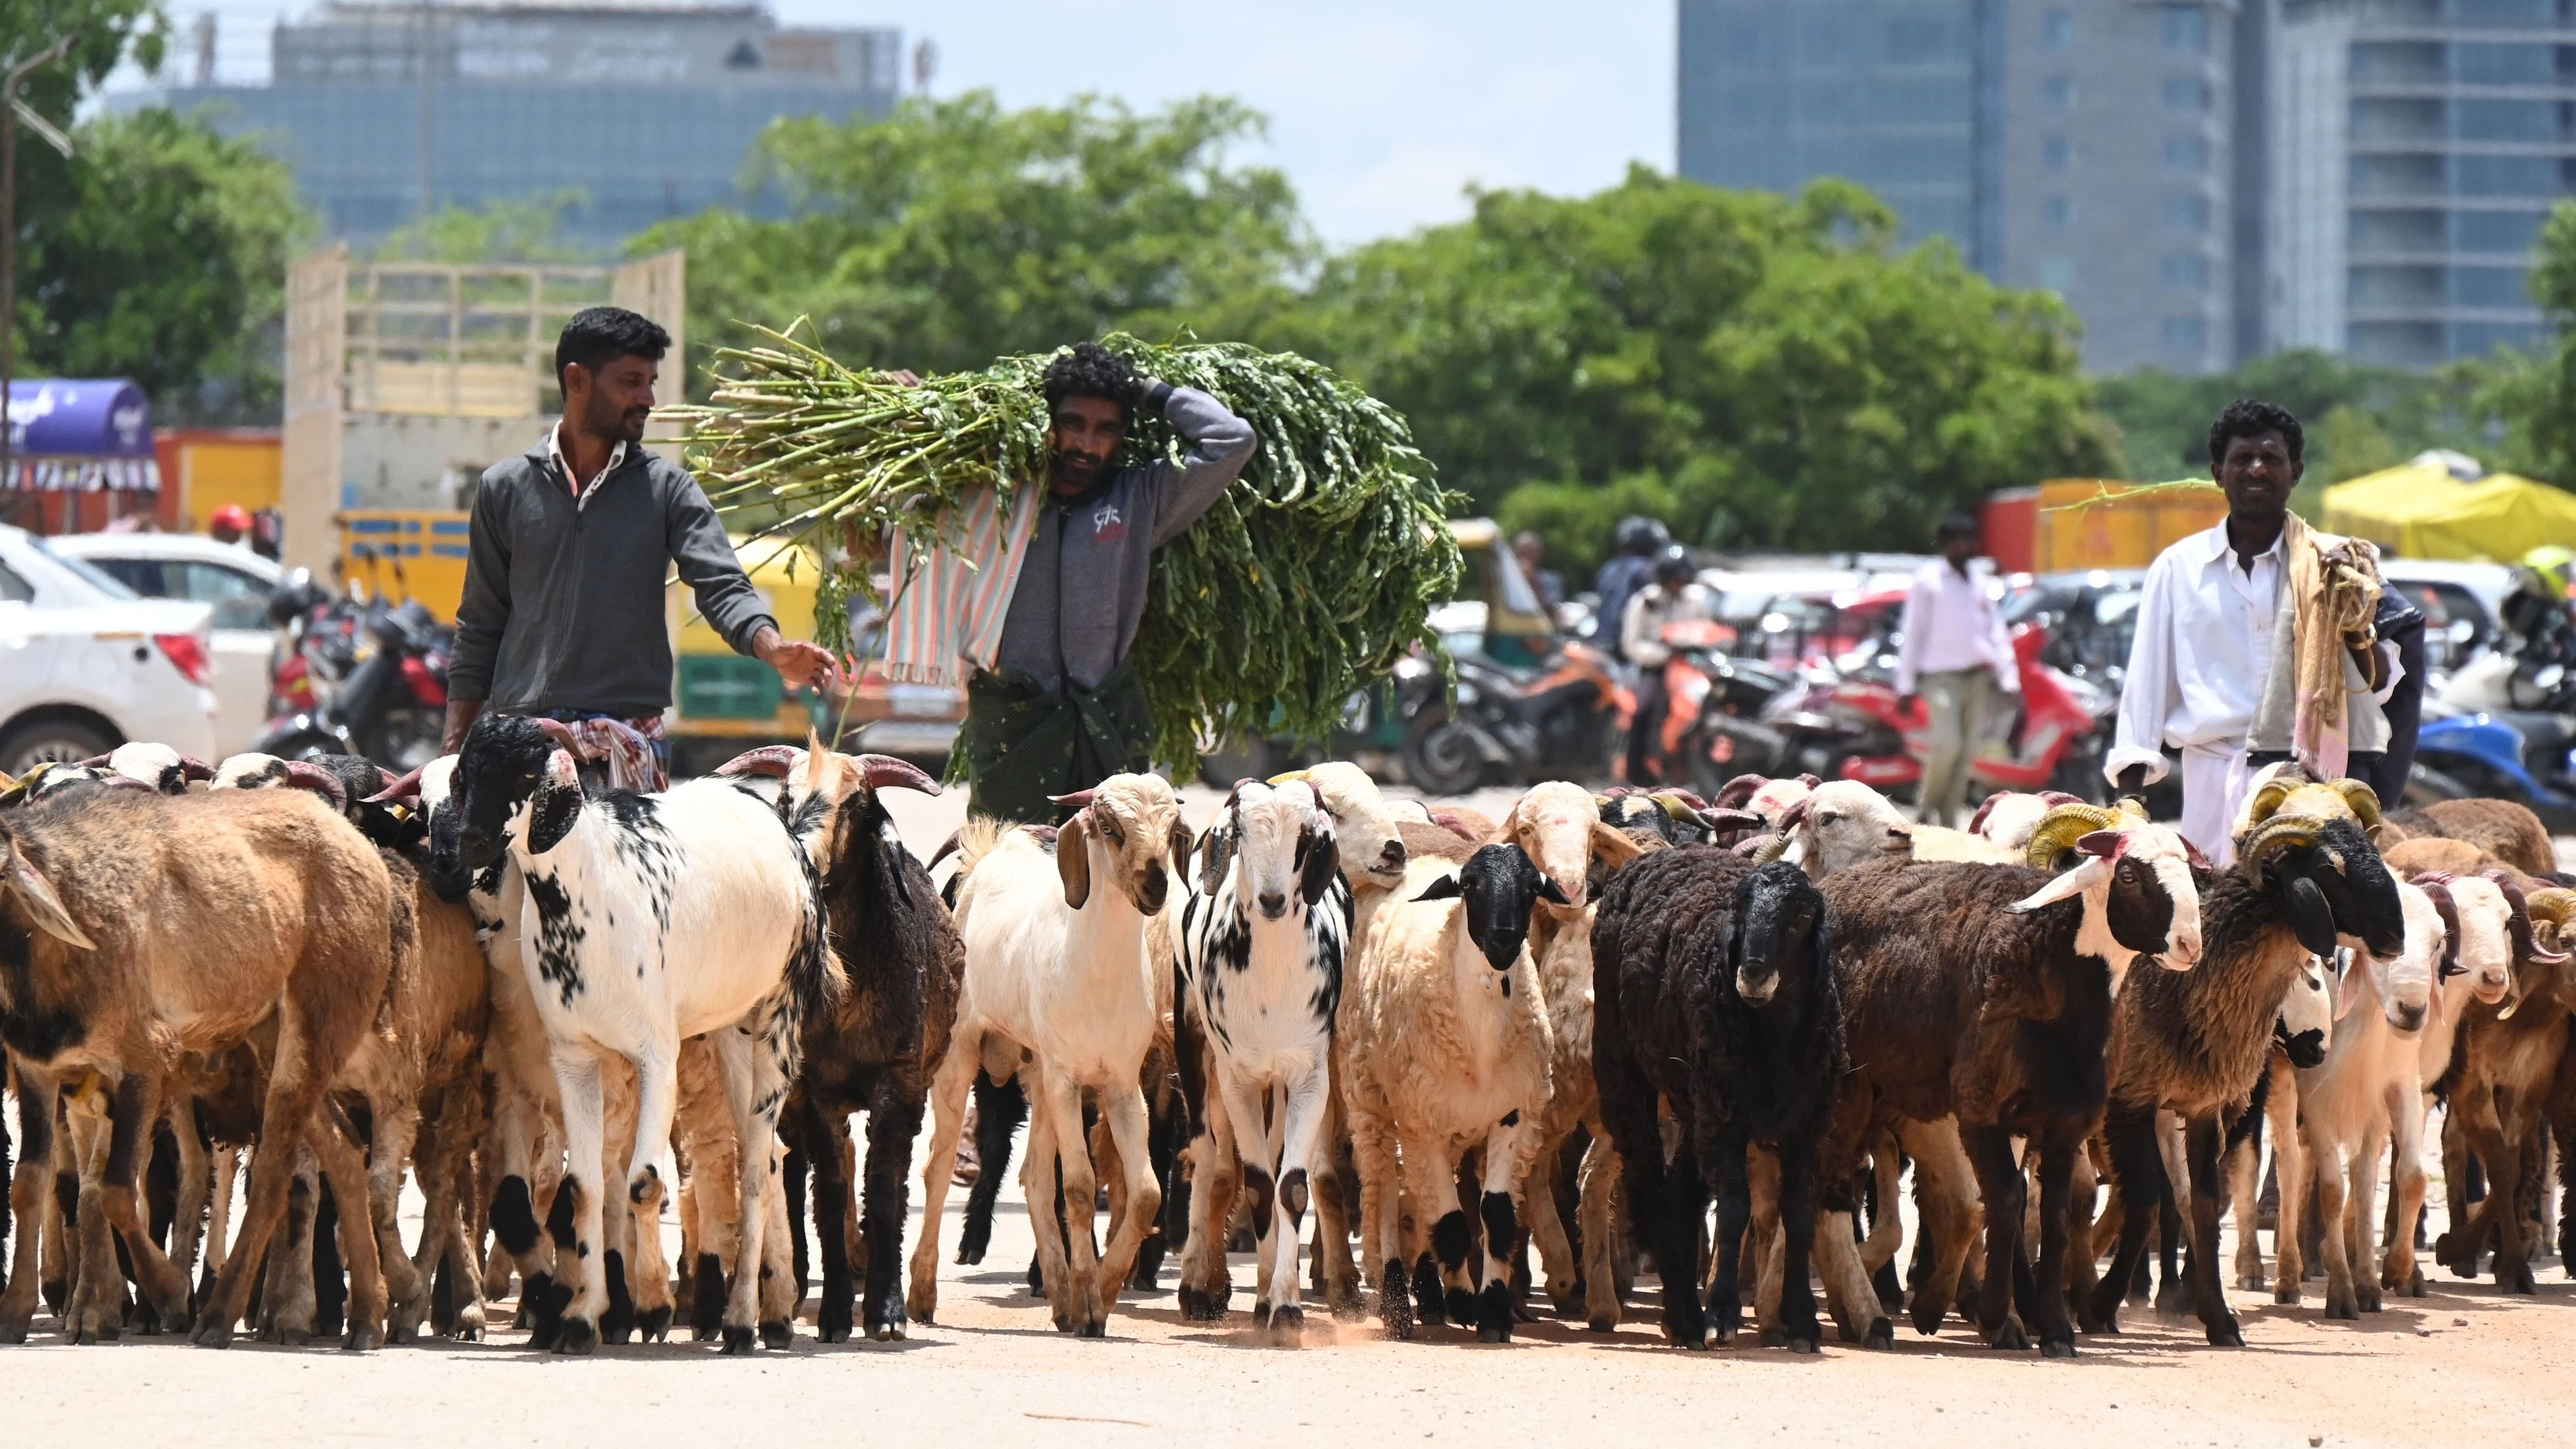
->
xmin=990 ymin=383 xmax=1256 ymax=692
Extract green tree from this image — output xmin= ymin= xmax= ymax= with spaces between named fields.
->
xmin=642 ymin=90 xmax=1308 ymax=393
xmin=2090 ymin=347 xmax=2505 ymax=492
xmin=1251 ymin=169 xmax=2115 ymax=572
xmin=377 ymin=190 xmax=589 ymax=264
xmin=19 ymin=108 xmax=308 ymax=422
xmin=2470 ymin=199 xmax=2576 ymax=486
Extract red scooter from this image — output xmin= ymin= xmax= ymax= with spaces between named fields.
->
xmin=1830 ymin=624 xmax=2111 ymax=800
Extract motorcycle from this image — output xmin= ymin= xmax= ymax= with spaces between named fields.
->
xmin=2412 ymin=692 xmax=2576 ymax=831
xmin=257 ymin=571 xmax=451 ymax=770
xmin=1398 ymin=636 xmax=1631 ymax=793
xmin=1642 ymin=619 xmax=1799 ymax=795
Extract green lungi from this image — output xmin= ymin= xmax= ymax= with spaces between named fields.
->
xmin=956 ymin=659 xmax=1157 ymax=825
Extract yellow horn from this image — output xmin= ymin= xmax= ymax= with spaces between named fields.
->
xmin=2025 ymin=803 xmax=2119 ymax=870
xmin=1266 ymin=769 xmax=1312 ymax=785
xmin=1751 ymin=831 xmax=1795 ymax=863
xmin=2334 ymin=779 xmax=2385 ymax=837
xmin=2238 ymin=813 xmax=2324 ymax=886
xmin=2239 ymin=775 xmax=2300 ymax=831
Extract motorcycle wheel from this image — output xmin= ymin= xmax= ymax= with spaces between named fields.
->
xmin=1401 ymin=708 xmax=1492 ymax=795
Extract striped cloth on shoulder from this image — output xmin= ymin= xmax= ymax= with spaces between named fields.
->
xmin=881 ymin=482 xmax=1041 ymax=688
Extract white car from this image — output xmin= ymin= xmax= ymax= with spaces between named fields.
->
xmin=0 ymin=524 xmax=220 ymax=775
xmin=50 ymin=532 xmax=281 ymax=756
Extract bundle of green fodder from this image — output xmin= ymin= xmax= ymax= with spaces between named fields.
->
xmin=684 ymin=326 xmax=1462 ymax=773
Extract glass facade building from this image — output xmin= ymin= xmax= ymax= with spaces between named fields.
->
xmin=117 ymin=3 xmax=902 ymax=253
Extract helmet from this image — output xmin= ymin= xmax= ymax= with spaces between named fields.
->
xmin=1653 ymin=544 xmax=1695 ymax=587
xmin=1613 ymin=515 xmax=1671 ymax=556
xmin=2522 ymin=545 xmax=2575 ymax=600
xmin=209 ymin=503 xmax=253 ymax=534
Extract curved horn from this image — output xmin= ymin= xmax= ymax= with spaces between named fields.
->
xmin=1264 ymin=768 xmax=1312 ymax=785
xmin=2414 ymin=876 xmax=2464 ymax=980
xmin=2039 ymin=790 xmax=2083 ymax=808
xmin=1710 ymin=773 xmax=1769 ymax=811
xmin=1652 ymin=792 xmax=1701 ymax=823
xmin=531 ymin=717 xmax=583 ymax=752
xmin=2024 ymin=803 xmax=2119 ymax=870
xmin=1700 ymin=807 xmax=1766 ymax=835
xmin=366 ymin=763 xmax=426 ymax=806
xmin=2489 ymin=871 xmax=2569 ymax=965
xmin=927 ymin=829 xmax=964 ymax=871
xmin=1749 ymin=830 xmax=1795 ymax=863
xmin=857 ymin=754 xmax=941 ymax=796
xmin=2521 ymin=886 xmax=2576 ymax=959
xmin=1048 ymin=789 xmax=1096 ymax=810
xmin=2238 ymin=813 xmax=2324 ymax=887
xmin=714 ymin=745 xmax=803 ymax=779
xmin=179 ymin=757 xmax=216 ymax=783
xmin=2334 ymin=779 xmax=2385 ymax=837
xmin=280 ymin=761 xmax=349 ymax=810
xmin=2239 ymin=773 xmax=2302 ymax=832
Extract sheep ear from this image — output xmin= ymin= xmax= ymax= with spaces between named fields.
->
xmin=2006 ymin=857 xmax=2104 ymax=914
xmin=1413 ymin=874 xmax=1464 ymax=902
xmin=1169 ymin=820 xmax=1196 ymax=887
xmin=2332 ymin=950 xmax=2367 ymax=1022
xmin=1058 ymin=810 xmax=1093 ymax=910
xmin=1299 ymin=821 xmax=1339 ymax=907
xmin=1534 ymin=872 xmax=1572 ymax=906
xmin=526 ymin=771 xmax=584 ymax=854
xmin=1588 ymin=820 xmax=1646 ymax=870
xmin=1197 ymin=820 xmax=1233 ymax=898
xmin=0 ymin=834 xmax=94 ymax=950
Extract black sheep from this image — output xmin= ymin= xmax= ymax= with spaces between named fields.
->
xmin=1593 ymin=851 xmax=1866 ymax=1351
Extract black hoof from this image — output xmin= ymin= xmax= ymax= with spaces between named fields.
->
xmin=1444 ymin=1287 xmax=1477 ymax=1324
xmin=1865 ymin=1317 xmax=1895 ymax=1351
xmin=637 ymin=1306 xmax=673 ymax=1343
xmin=1477 ymin=1283 xmax=1513 ymax=1343
xmin=1378 ymin=1260 xmax=1416 ymax=1341
xmin=2206 ymin=1320 xmax=2245 ymax=1347
xmin=191 ymin=1320 xmax=235 ymax=1350
xmin=818 ymin=1321 xmax=851 ymax=1345
xmin=759 ymin=1320 xmax=792 ymax=1351
xmin=554 ymin=1318 xmax=598 ymax=1357
xmin=870 ymin=1312 xmax=907 ymax=1343
xmin=1587 ymin=1315 xmax=1616 ymax=1334
xmin=1910 ymin=1296 xmax=1948 ymax=1337
xmin=343 ymin=1326 xmax=381 ymax=1353
xmin=1985 ymin=1321 xmax=2030 ymax=1351
xmin=1080 ymin=1316 xmax=1107 ymax=1339
xmin=1268 ymin=1304 xmax=1306 ymax=1345
xmin=2041 ymin=1336 xmax=2076 ymax=1359
xmin=1782 ymin=1334 xmax=1820 ymax=1355
xmin=719 ymin=1324 xmax=755 ymax=1355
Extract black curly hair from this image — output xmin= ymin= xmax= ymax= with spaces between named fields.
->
xmin=2207 ymin=397 xmax=2304 ymax=469
xmin=1042 ymin=341 xmax=1143 ymax=420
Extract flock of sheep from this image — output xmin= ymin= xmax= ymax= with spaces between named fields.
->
xmin=0 ymin=715 xmax=2571 ymax=1361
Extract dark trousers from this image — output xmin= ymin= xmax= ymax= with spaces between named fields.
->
xmin=1626 ymin=670 xmax=1670 ymax=786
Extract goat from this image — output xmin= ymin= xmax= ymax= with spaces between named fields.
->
xmin=1817 ymin=802 xmax=2198 ymax=1356
xmin=2084 ymin=783 xmax=2406 ymax=1346
xmin=1172 ymin=779 xmax=1352 ymax=1341
xmin=439 ymin=712 xmax=837 ymax=1355
xmin=1342 ymin=843 xmax=1562 ymax=1341
xmin=907 ymin=773 xmax=1188 ymax=1336
xmin=0 ymin=786 xmax=399 ymax=1349
xmin=1594 ymin=853 xmax=1869 ymax=1351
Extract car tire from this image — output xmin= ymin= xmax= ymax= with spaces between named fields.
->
xmin=0 ymin=714 xmax=117 ymax=778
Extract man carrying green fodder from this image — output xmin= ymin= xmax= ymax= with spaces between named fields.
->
xmin=899 ymin=342 xmax=1254 ymax=822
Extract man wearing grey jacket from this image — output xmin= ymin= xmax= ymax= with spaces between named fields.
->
xmin=444 ymin=307 xmax=835 ymax=787
xmin=961 ymin=341 xmax=1256 ymax=821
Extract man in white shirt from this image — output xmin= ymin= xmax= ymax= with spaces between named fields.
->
xmin=2110 ymin=399 xmax=2389 ymax=865
xmin=1896 ymin=513 xmax=2019 ymax=827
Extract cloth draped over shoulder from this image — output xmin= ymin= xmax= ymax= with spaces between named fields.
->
xmin=2248 ymin=513 xmax=2385 ymax=781
xmin=955 ymin=659 xmax=1154 ymax=824
xmin=880 ymin=482 xmax=1041 ymax=687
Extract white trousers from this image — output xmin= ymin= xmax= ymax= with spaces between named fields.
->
xmin=2179 ymin=740 xmax=2254 ymax=870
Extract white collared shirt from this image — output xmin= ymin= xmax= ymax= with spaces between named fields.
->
xmin=545 ymin=423 xmax=628 ymax=511
xmin=2108 ymin=521 xmax=2286 ymax=783
xmin=1895 ymin=558 xmax=2016 ymax=694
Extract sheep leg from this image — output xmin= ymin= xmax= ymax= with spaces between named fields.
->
xmin=1900 ymin=1118 xmax=1979 ymax=1336
xmin=411 ymin=1104 xmax=484 ymax=1341
xmin=1858 ymin=1130 xmax=1904 ymax=1277
xmin=166 ymin=1097 xmax=210 ymax=1294
xmin=858 ymin=1073 xmax=924 ymax=1343
xmin=1019 ymin=1079 xmax=1089 ymax=1334
xmin=2082 ymin=1106 xmax=2160 ymax=1335
xmin=201 ymin=1145 xmax=239 ymax=1309
xmin=539 ymin=1048 xmax=609 ymax=1355
xmin=63 ymin=1093 xmax=123 ymax=1344
xmin=705 ymin=1025 xmax=789 ymax=1352
xmin=1960 ymin=1124 xmax=2032 ymax=1351
xmin=904 ymin=1030 xmax=979 ymax=1325
xmin=1576 ymin=1128 xmax=1623 ymax=1331
xmin=1770 ymin=1143 xmax=1829 ymax=1353
xmin=2226 ymin=1127 xmax=2265 ymax=1293
xmin=1348 ymin=1105 xmax=1411 ymax=1339
xmin=92 ymin=1072 xmax=195 ymax=1336
xmin=257 ymin=1148 xmax=321 ymax=1343
xmin=804 ymin=1099 xmax=858 ymax=1343
xmin=1309 ymin=1089 xmax=1363 ymax=1320
xmin=627 ymin=1142 xmax=676 ymax=1343
xmin=1396 ymin=1132 xmax=1474 ymax=1331
xmin=1177 ymin=1077 xmax=1241 ymax=1322
xmin=0 ymin=1070 xmax=59 ymax=1341
xmin=759 ymin=1145 xmax=797 ymax=1331
xmin=1258 ymin=1068 xmax=1330 ymax=1343
xmin=2162 ymin=1111 xmax=2237 ymax=1347
xmin=366 ymin=1097 xmax=428 ymax=1342
xmin=1704 ymin=1130 xmax=1756 ymax=1345
xmin=302 ymin=1103 xmax=389 ymax=1351
xmin=1522 ymin=1114 xmax=1580 ymax=1319
xmin=193 ymin=1019 xmax=341 ymax=1351
xmin=2436 ymin=1101 xmax=2482 ymax=1277
xmin=957 ymin=1072 xmax=1025 ymax=1266
xmin=2488 ymin=1095 xmax=2542 ymax=1295
xmin=2024 ymin=1124 xmax=2084 ymax=1357
xmin=2063 ymin=1134 xmax=2100 ymax=1306
xmin=1605 ymin=1089 xmax=1706 ymax=1348
xmin=1473 ymin=1112 xmax=1541 ymax=1344
xmin=2383 ymin=1101 xmax=2432 ymax=1295
xmin=1093 ymin=1080 xmax=1164 ymax=1325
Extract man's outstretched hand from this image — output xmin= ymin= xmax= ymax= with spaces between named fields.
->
xmin=753 ymin=626 xmax=841 ymax=690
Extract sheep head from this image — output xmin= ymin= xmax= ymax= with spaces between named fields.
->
xmin=2431 ymin=872 xmax=2517 ymax=1007
xmin=1052 ymin=772 xmax=1186 ymax=915
xmin=92 ymin=742 xmax=214 ymax=796
xmin=2240 ymin=812 xmax=2406 ymax=963
xmin=1210 ymin=779 xmax=1338 ymax=922
xmin=2008 ymin=802 xmax=2205 ymax=977
xmin=1728 ymin=860 xmax=1828 ymax=1008
xmin=1968 ymin=790 xmax=2080 ymax=852
xmin=450 ymin=713 xmax=586 ymax=869
xmin=0 ymin=814 xmax=94 ymax=950
xmin=1754 ymin=781 xmax=1911 ymax=879
xmin=2238 ymin=763 xmax=2385 ymax=844
xmin=2346 ymin=880 xmax=2440 ymax=1037
xmin=1412 ymin=841 xmax=1568 ymax=974
xmin=2273 ymin=955 xmax=2333 ymax=1068
xmin=1504 ymin=780 xmax=1642 ymax=912
xmin=1278 ymin=762 xmax=1407 ymax=892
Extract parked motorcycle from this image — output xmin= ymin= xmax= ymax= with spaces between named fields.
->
xmin=257 ymin=558 xmax=451 ymax=770
xmin=1398 ymin=636 xmax=1631 ymax=793
xmin=2412 ymin=696 xmax=2576 ymax=830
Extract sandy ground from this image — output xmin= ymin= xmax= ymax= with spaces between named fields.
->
xmin=9 ymin=790 xmax=2575 ymax=1446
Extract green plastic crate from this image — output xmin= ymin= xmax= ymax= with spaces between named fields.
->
xmin=678 ymin=653 xmax=784 ymax=721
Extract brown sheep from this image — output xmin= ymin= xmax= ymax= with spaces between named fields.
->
xmin=2433 ymin=881 xmax=2576 ymax=1293
xmin=0 ymin=787 xmax=400 ymax=1349
xmin=2400 ymin=798 xmax=2557 ymax=878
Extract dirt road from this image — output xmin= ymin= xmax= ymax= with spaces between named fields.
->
xmin=13 ymin=788 xmax=2574 ymax=1446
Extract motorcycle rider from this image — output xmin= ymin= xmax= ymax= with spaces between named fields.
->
xmin=1621 ymin=545 xmax=1714 ymax=785
xmin=1595 ymin=515 xmax=1669 ymax=662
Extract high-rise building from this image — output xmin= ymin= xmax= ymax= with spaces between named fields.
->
xmin=2275 ymin=0 xmax=2576 ymax=368
xmin=1677 ymin=1 xmax=2265 ymax=375
xmin=121 ymin=2 xmax=903 ymax=252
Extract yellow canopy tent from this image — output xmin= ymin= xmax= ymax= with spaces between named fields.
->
xmin=2321 ymin=457 xmax=2576 ymax=561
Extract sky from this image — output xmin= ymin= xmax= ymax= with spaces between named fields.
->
xmin=130 ymin=0 xmax=1677 ymax=246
